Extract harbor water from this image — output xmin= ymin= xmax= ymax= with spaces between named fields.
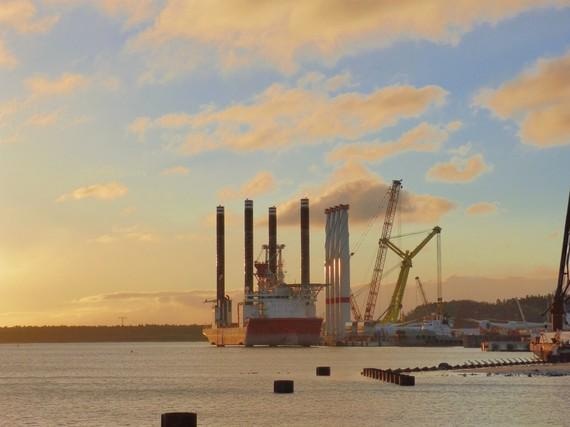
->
xmin=1 ymin=342 xmax=568 ymax=426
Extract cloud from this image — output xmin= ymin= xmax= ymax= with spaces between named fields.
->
xmin=131 ymin=78 xmax=447 ymax=155
xmin=197 ymin=83 xmax=445 ymax=149
xmin=129 ymin=0 xmax=569 ymax=76
xmin=474 ymin=51 xmax=570 ymax=147
xmin=296 ymin=71 xmax=354 ymax=92
xmin=519 ymin=104 xmax=570 ymax=147
xmin=328 ymin=121 xmax=460 ymax=163
xmin=465 ymin=202 xmax=498 ymax=215
xmin=2 ymin=289 xmax=238 ymax=325
xmin=0 ymin=0 xmax=59 ymax=33
xmin=25 ymin=73 xmax=88 ymax=97
xmin=90 ymin=225 xmax=157 ymax=244
xmin=0 ymin=0 xmax=59 ymax=69
xmin=275 ymin=161 xmax=455 ymax=227
xmin=219 ymin=171 xmax=276 ymax=200
xmin=97 ymin=0 xmax=158 ymax=28
xmin=121 ymin=206 xmax=136 ymax=217
xmin=448 ymin=142 xmax=472 ymax=156
xmin=0 ymin=132 xmax=23 ymax=145
xmin=42 ymin=0 xmax=157 ymax=28
xmin=98 ymin=75 xmax=121 ymax=91
xmin=426 ymin=153 xmax=491 ymax=183
xmin=26 ymin=110 xmax=60 ymax=127
xmin=127 ymin=116 xmax=151 ymax=138
xmin=161 ymin=165 xmax=190 ymax=176
xmin=0 ymin=98 xmax=26 ymax=122
xmin=91 ymin=234 xmax=117 ymax=244
xmin=0 ymin=39 xmax=18 ymax=68
xmin=57 ymin=182 xmax=128 ymax=202
xmin=72 ymin=288 xmax=241 ymax=324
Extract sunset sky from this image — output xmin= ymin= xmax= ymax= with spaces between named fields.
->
xmin=1 ymin=1 xmax=569 ymax=325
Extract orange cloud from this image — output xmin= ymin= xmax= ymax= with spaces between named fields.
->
xmin=90 ymin=225 xmax=157 ymax=244
xmin=0 ymin=98 xmax=25 ymax=122
xmin=296 ymin=71 xmax=354 ymax=92
xmin=219 ymin=171 xmax=276 ymax=200
xmin=465 ymin=202 xmax=498 ymax=215
xmin=57 ymin=182 xmax=128 ymax=202
xmin=130 ymin=0 xmax=568 ymax=75
xmin=328 ymin=121 xmax=460 ymax=163
xmin=520 ymin=104 xmax=570 ymax=147
xmin=474 ymin=51 xmax=570 ymax=147
xmin=0 ymin=0 xmax=59 ymax=33
xmin=130 ymin=79 xmax=446 ymax=154
xmin=26 ymin=73 xmax=88 ymax=97
xmin=127 ymin=116 xmax=151 ymax=138
xmin=0 ymin=39 xmax=17 ymax=68
xmin=161 ymin=165 xmax=190 ymax=176
xmin=98 ymin=0 xmax=158 ymax=27
xmin=26 ymin=111 xmax=60 ymax=127
xmin=0 ymin=289 xmax=231 ymax=326
xmin=426 ymin=154 xmax=491 ymax=183
xmin=276 ymin=162 xmax=455 ymax=226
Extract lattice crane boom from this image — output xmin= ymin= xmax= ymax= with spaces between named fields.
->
xmin=415 ymin=276 xmax=429 ymax=306
xmin=552 ymin=191 xmax=570 ymax=330
xmin=350 ymin=295 xmax=363 ymax=321
xmin=362 ymin=180 xmax=402 ymax=321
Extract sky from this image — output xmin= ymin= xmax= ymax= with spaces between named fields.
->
xmin=1 ymin=0 xmax=569 ymax=326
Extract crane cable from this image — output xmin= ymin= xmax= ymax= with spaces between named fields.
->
xmin=350 ymin=191 xmax=389 ymax=257
xmin=437 ymin=232 xmax=442 ymax=314
xmin=389 ymin=229 xmax=433 ymax=240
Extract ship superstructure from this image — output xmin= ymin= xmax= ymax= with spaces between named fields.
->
xmin=203 ymin=199 xmax=324 ymax=346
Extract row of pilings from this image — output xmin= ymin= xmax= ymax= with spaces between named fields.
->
xmin=399 ymin=356 xmax=545 ymax=373
xmin=362 ymin=357 xmax=546 ymax=386
xmin=361 ymin=368 xmax=415 ymax=386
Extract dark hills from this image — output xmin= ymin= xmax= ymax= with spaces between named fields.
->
xmin=0 ymin=324 xmax=207 ymax=344
xmin=404 ymin=294 xmax=551 ymax=328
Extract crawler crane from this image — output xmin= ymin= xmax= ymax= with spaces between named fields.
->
xmin=378 ymin=226 xmax=441 ymax=324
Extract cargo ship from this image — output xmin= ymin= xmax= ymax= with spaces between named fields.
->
xmin=203 ymin=199 xmax=324 ymax=346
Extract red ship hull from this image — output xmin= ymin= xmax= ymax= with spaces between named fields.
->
xmin=203 ymin=317 xmax=322 ymax=346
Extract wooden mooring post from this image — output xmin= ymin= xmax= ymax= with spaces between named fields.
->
xmin=361 ymin=368 xmax=415 ymax=386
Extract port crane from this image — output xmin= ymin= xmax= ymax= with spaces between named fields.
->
xmin=378 ymin=226 xmax=441 ymax=323
xmin=352 ymin=180 xmax=403 ymax=322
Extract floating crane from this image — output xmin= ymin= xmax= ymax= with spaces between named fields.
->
xmin=379 ymin=226 xmax=441 ymax=323
xmin=415 ymin=276 xmax=429 ymax=306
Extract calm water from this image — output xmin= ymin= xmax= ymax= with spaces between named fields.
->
xmin=0 ymin=342 xmax=568 ymax=426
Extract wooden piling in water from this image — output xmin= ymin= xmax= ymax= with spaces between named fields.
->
xmin=361 ymin=368 xmax=415 ymax=386
xmin=161 ymin=412 xmax=197 ymax=427
xmin=274 ymin=380 xmax=294 ymax=393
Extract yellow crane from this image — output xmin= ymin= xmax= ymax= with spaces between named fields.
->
xmin=415 ymin=276 xmax=429 ymax=306
xmin=379 ymin=226 xmax=441 ymax=323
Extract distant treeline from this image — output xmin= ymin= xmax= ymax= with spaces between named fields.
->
xmin=0 ymin=324 xmax=208 ymax=343
xmin=404 ymin=295 xmax=551 ymax=328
